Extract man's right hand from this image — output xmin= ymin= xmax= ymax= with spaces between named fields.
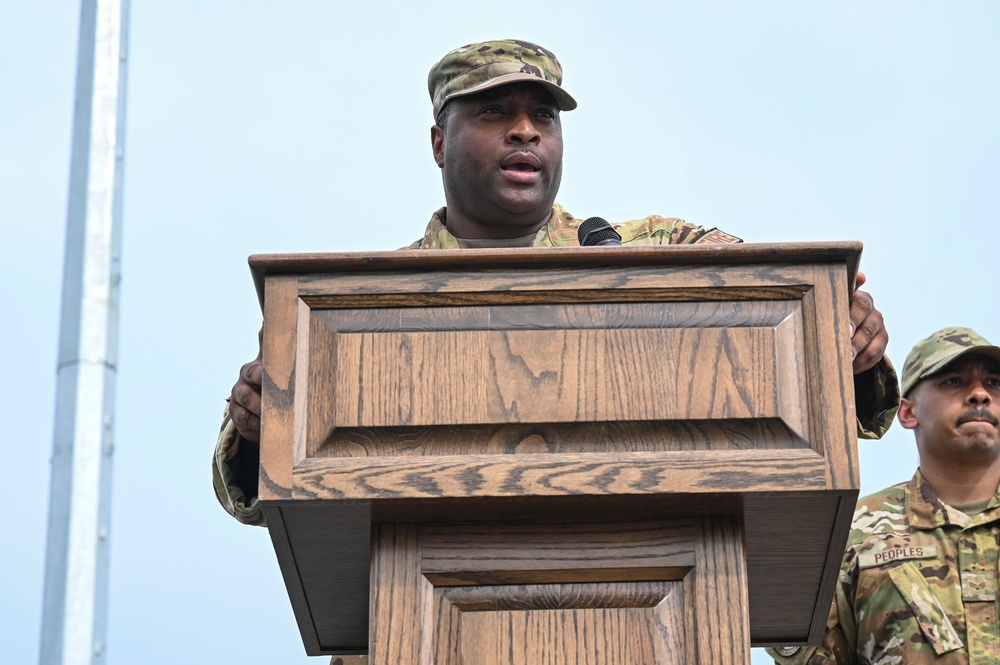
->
xmin=229 ymin=328 xmax=263 ymax=443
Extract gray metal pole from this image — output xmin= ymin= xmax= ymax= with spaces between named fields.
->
xmin=40 ymin=1 xmax=129 ymax=664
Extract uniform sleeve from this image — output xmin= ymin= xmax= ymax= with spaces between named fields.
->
xmin=658 ymin=217 xmax=743 ymax=244
xmin=212 ymin=402 xmax=266 ymax=526
xmin=853 ymin=356 xmax=900 ymax=440
xmin=620 ymin=215 xmax=743 ymax=245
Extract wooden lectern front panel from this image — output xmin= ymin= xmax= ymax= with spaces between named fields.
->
xmin=261 ymin=258 xmax=857 ymax=504
xmin=444 ymin=583 xmax=685 ymax=665
xmin=306 ymin=299 xmax=808 ymax=454
xmin=286 ymin=286 xmax=834 ymax=503
xmin=370 ymin=518 xmax=748 ymax=665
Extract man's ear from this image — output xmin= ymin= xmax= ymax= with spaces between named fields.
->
xmin=897 ymin=396 xmax=919 ymax=430
xmin=431 ymin=125 xmax=445 ymax=168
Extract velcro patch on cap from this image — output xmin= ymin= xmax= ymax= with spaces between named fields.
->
xmin=859 ymin=545 xmax=938 ymax=569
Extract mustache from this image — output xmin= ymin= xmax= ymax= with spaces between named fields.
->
xmin=957 ymin=407 xmax=1000 ymax=426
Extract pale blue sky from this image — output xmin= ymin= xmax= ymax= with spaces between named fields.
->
xmin=3 ymin=2 xmax=999 ymax=663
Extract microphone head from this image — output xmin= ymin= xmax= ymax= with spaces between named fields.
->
xmin=577 ymin=217 xmax=623 ymax=246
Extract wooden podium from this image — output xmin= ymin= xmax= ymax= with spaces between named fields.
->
xmin=250 ymin=243 xmax=862 ymax=664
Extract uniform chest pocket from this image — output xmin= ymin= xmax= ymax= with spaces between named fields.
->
xmin=886 ymin=561 xmax=964 ymax=656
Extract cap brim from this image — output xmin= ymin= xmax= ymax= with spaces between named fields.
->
xmin=445 ymin=73 xmax=577 ymax=112
xmin=905 ymin=345 xmax=1000 ymax=395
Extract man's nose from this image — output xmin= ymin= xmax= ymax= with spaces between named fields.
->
xmin=967 ymin=381 xmax=992 ymax=405
xmin=506 ymin=113 xmax=540 ymax=144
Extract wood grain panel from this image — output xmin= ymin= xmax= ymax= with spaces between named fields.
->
xmin=295 ymin=262 xmax=820 ymax=301
xmin=368 ymin=518 xmax=747 ymax=664
xmin=259 ymin=275 xmax=299 ymax=500
xmin=303 ymin=287 xmax=809 ymax=309
xmin=249 ymin=242 xmax=861 ymax=291
xmin=293 ymin=297 xmax=312 ymax=468
xmin=809 ymin=493 xmax=855 ymax=645
xmin=320 ymin=301 xmax=799 ymax=333
xmin=420 ymin=521 xmax=694 ymax=585
xmin=774 ymin=312 xmax=809 ymax=443
xmin=306 ymin=315 xmax=338 ymax=466
xmin=743 ymin=492 xmax=854 ymax=644
xmin=280 ymin=506 xmax=372 ymax=654
xmin=370 ymin=523 xmax=424 ymax=665
xmin=262 ymin=506 xmax=320 ymax=654
xmin=314 ymin=419 xmax=810 ymax=458
xmin=450 ymin=590 xmax=683 ymax=665
xmin=332 ymin=330 xmax=488 ymax=427
xmin=306 ymin=298 xmax=811 ymax=458
xmin=810 ymin=264 xmax=857 ymax=488
xmin=685 ymin=516 xmax=750 ymax=664
xmin=326 ymin=327 xmax=789 ymax=427
xmin=292 ymin=449 xmax=827 ymax=500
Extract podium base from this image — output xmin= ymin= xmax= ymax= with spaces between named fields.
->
xmin=369 ymin=517 xmax=750 ymax=665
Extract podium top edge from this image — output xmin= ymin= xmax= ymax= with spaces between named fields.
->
xmin=248 ymin=241 xmax=862 ymax=276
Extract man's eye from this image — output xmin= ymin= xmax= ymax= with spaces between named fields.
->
xmin=480 ymin=106 xmax=505 ymax=115
xmin=535 ymin=109 xmax=556 ymax=119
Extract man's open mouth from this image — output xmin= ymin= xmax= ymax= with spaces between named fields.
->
xmin=502 ymin=163 xmax=540 ymax=172
xmin=502 ymin=152 xmax=542 ymax=173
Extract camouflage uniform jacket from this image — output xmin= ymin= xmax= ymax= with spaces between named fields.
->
xmin=404 ymin=203 xmax=742 ymax=249
xmin=768 ymin=470 xmax=1000 ymax=664
xmin=213 ymin=204 xmax=900 ymax=526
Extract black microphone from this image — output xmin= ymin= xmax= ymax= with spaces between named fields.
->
xmin=577 ymin=217 xmax=622 ymax=246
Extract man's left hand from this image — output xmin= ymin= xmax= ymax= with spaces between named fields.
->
xmin=849 ymin=271 xmax=888 ymax=374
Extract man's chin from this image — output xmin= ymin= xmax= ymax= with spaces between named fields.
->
xmin=473 ymin=207 xmax=551 ymax=239
xmin=956 ymin=433 xmax=1000 ymax=456
xmin=495 ymin=193 xmax=554 ymax=218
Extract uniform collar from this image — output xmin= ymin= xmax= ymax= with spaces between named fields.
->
xmin=906 ymin=468 xmax=1000 ymax=529
xmin=415 ymin=204 xmax=580 ymax=249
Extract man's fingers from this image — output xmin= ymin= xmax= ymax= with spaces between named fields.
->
xmin=229 ymin=402 xmax=261 ymax=443
xmin=231 ymin=378 xmax=262 ymax=414
xmin=848 ymin=290 xmax=874 ymax=335
xmin=228 ymin=329 xmax=266 ymax=443
xmin=239 ymin=360 xmax=264 ymax=389
xmin=847 ymin=289 xmax=886 ymax=373
xmin=853 ymin=327 xmax=888 ymax=373
xmin=230 ymin=358 xmax=264 ymax=441
xmin=849 ymin=274 xmax=870 ymax=337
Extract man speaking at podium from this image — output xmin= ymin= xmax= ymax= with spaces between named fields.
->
xmin=213 ymin=39 xmax=899 ymax=526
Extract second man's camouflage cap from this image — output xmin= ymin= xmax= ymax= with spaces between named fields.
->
xmin=428 ymin=39 xmax=578 ymax=119
xmin=901 ymin=326 xmax=1000 ymax=396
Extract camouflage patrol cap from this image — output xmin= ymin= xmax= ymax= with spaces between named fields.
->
xmin=901 ymin=326 xmax=1000 ymax=396
xmin=428 ymin=39 xmax=577 ymax=119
